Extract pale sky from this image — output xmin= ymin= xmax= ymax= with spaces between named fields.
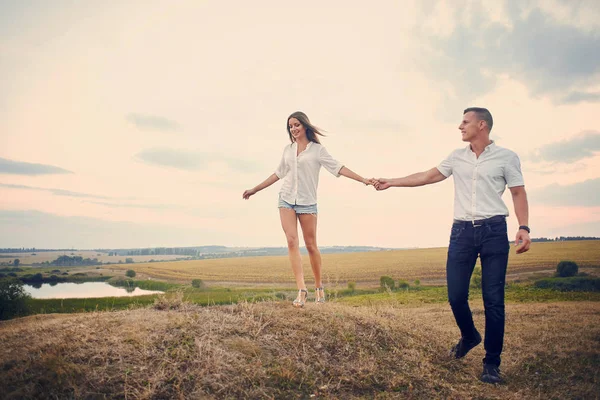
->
xmin=1 ymin=0 xmax=600 ymax=249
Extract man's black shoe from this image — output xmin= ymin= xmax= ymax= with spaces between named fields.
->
xmin=480 ymin=364 xmax=502 ymax=384
xmin=450 ymin=332 xmax=482 ymax=359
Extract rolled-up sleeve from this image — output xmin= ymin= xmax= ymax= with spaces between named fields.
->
xmin=437 ymin=151 xmax=454 ymax=177
xmin=505 ymin=153 xmax=525 ymax=187
xmin=319 ymin=146 xmax=343 ymax=177
xmin=274 ymin=149 xmax=288 ymax=179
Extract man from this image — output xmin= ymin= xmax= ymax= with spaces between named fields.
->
xmin=374 ymin=107 xmax=531 ymax=384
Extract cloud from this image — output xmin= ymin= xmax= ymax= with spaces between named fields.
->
xmin=135 ymin=148 xmax=204 ymax=170
xmin=0 ymin=183 xmax=111 ymax=200
xmin=530 ymin=178 xmax=600 ymax=207
xmin=126 ymin=113 xmax=181 ymax=132
xmin=528 ymin=131 xmax=600 ymax=163
xmin=0 ymin=210 xmax=244 ymax=248
xmin=0 ymin=183 xmax=184 ymax=210
xmin=135 ymin=148 xmax=258 ymax=172
xmin=560 ymin=91 xmax=600 ymax=104
xmin=85 ymin=200 xmax=176 ymax=210
xmin=0 ymin=157 xmax=73 ymax=175
xmin=420 ymin=2 xmax=600 ymax=104
xmin=548 ymin=219 xmax=600 ymax=238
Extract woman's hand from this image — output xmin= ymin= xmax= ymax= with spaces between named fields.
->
xmin=362 ymin=178 xmax=376 ymax=186
xmin=242 ymin=188 xmax=257 ymax=200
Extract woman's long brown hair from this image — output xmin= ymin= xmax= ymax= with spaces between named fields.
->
xmin=286 ymin=111 xmax=326 ymax=144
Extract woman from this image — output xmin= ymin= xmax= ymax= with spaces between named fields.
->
xmin=243 ymin=111 xmax=372 ymax=307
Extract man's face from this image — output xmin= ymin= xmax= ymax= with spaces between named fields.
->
xmin=458 ymin=111 xmax=483 ymax=142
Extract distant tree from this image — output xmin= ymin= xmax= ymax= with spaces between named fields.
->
xmin=380 ymin=276 xmax=395 ymax=290
xmin=414 ymin=279 xmax=421 ymax=286
xmin=191 ymin=279 xmax=205 ymax=289
xmin=397 ymin=280 xmax=410 ymax=290
xmin=125 ymin=269 xmax=136 ymax=278
xmin=13 ymin=259 xmax=20 ymax=268
xmin=556 ymin=261 xmax=578 ymax=277
xmin=347 ymin=281 xmax=356 ymax=292
xmin=125 ymin=258 xmax=134 ymax=264
xmin=0 ymin=278 xmax=30 ymax=320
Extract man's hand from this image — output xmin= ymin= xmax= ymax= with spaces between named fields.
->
xmin=373 ymin=178 xmax=392 ymax=191
xmin=515 ymin=229 xmax=531 ymax=254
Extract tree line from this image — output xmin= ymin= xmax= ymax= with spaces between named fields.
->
xmin=531 ymin=236 xmax=600 ymax=242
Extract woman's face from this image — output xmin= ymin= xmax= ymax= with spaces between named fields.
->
xmin=288 ymin=117 xmax=306 ymax=141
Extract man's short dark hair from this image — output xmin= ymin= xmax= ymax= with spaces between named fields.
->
xmin=464 ymin=107 xmax=493 ymax=131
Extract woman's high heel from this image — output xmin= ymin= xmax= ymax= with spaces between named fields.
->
xmin=315 ymin=287 xmax=325 ymax=304
xmin=293 ymin=289 xmax=308 ymax=308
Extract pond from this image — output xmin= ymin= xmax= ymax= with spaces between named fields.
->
xmin=24 ymin=282 xmax=164 ymax=299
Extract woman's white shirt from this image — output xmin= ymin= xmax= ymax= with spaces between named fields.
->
xmin=275 ymin=141 xmax=343 ymax=206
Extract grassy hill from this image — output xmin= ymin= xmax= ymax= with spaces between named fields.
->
xmin=1 ymin=299 xmax=598 ymax=399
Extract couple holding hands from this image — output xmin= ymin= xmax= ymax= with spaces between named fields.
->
xmin=243 ymin=109 xmax=531 ymax=384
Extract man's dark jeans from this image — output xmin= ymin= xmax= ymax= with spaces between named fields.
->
xmin=446 ymin=216 xmax=509 ymax=367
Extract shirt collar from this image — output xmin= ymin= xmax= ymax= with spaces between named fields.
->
xmin=467 ymin=140 xmax=495 ymax=154
xmin=292 ymin=141 xmax=313 ymax=149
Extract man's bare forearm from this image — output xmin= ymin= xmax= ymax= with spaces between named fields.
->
xmin=387 ymin=168 xmax=447 ymax=187
xmin=512 ymin=187 xmax=529 ymax=226
xmin=388 ymin=172 xmax=428 ymax=187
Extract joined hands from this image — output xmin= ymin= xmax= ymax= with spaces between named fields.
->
xmin=364 ymin=178 xmax=391 ymax=191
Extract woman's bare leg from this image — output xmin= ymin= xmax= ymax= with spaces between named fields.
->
xmin=298 ymin=213 xmax=322 ymax=292
xmin=280 ymin=208 xmax=306 ymax=291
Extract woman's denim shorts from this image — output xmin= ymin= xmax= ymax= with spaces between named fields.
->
xmin=278 ymin=196 xmax=318 ymax=214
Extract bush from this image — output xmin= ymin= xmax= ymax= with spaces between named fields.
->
xmin=108 ymin=276 xmax=135 ymax=288
xmin=414 ymin=279 xmax=421 ymax=286
xmin=534 ymin=276 xmax=600 ymax=292
xmin=153 ymin=291 xmax=186 ymax=310
xmin=347 ymin=281 xmax=356 ymax=292
xmin=125 ymin=269 xmax=136 ymax=278
xmin=397 ymin=280 xmax=410 ymax=289
xmin=191 ymin=279 xmax=205 ymax=289
xmin=380 ymin=276 xmax=395 ymax=290
xmin=0 ymin=278 xmax=30 ymax=320
xmin=125 ymin=258 xmax=134 ymax=264
xmin=470 ymin=267 xmax=482 ymax=289
xmin=556 ymin=261 xmax=578 ymax=277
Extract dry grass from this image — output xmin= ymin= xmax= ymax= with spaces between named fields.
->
xmin=115 ymin=240 xmax=600 ymax=285
xmin=1 ymin=300 xmax=598 ymax=399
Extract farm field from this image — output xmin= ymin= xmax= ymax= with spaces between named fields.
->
xmin=114 ymin=240 xmax=600 ymax=285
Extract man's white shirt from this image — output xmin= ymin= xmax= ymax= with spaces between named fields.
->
xmin=275 ymin=141 xmax=343 ymax=206
xmin=437 ymin=141 xmax=524 ymax=221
